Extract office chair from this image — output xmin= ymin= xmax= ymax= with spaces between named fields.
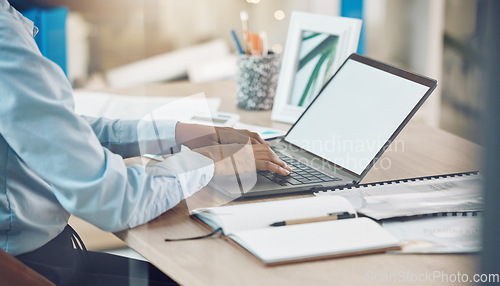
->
xmin=0 ymin=248 xmax=55 ymax=286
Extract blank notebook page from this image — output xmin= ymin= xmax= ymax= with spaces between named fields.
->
xmin=230 ymin=217 xmax=400 ymax=264
xmin=203 ymin=196 xmax=355 ymax=234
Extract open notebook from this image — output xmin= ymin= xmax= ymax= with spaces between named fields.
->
xmin=191 ymin=196 xmax=401 ymax=266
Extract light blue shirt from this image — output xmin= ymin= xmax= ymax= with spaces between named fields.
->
xmin=0 ymin=0 xmax=214 ymax=256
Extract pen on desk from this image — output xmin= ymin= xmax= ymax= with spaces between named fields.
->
xmin=231 ymin=30 xmax=245 ymax=55
xmin=240 ymin=11 xmax=250 ymax=54
xmin=269 ymin=212 xmax=355 ymax=227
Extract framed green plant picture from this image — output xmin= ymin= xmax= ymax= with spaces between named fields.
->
xmin=272 ymin=12 xmax=362 ymax=124
xmin=289 ymin=31 xmax=339 ymax=107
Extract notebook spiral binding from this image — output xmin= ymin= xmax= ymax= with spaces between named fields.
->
xmin=379 ymin=210 xmax=482 ymax=222
xmin=315 ymin=171 xmax=480 ymax=193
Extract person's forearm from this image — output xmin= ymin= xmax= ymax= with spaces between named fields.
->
xmin=82 ymin=115 xmax=180 ymax=158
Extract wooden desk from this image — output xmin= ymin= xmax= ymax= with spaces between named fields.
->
xmin=111 ymin=80 xmax=481 ymax=285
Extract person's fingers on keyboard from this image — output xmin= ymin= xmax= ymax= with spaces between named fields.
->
xmin=268 ymin=147 xmax=292 ymax=172
xmin=257 ymin=160 xmax=290 ymax=176
xmin=253 ymin=145 xmax=292 ymax=175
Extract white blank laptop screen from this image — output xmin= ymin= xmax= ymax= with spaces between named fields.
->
xmin=284 ymin=59 xmax=429 ymax=175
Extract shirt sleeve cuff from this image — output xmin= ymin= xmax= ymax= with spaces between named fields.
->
xmin=137 ymin=119 xmax=181 ymax=155
xmin=151 ymin=150 xmax=214 ymax=199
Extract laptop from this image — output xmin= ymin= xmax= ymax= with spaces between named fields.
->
xmin=212 ymin=53 xmax=437 ymax=199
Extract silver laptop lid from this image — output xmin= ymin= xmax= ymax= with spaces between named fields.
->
xmin=281 ymin=53 xmax=437 ymax=182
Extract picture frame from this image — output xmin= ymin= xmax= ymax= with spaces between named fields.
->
xmin=271 ymin=11 xmax=362 ymax=124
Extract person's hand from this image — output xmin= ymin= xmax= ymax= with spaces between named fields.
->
xmin=192 ymin=143 xmax=292 ymax=176
xmin=175 ymin=122 xmax=268 ymax=149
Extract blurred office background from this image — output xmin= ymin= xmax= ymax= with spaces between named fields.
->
xmin=15 ymin=0 xmax=490 ymax=255
xmin=20 ymin=0 xmax=487 ymax=143
xmin=24 ymin=0 xmax=485 ymax=144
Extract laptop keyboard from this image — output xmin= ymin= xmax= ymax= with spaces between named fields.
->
xmin=258 ymin=151 xmax=341 ymax=186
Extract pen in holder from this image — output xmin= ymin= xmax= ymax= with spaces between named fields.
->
xmin=235 ymin=52 xmax=281 ymax=110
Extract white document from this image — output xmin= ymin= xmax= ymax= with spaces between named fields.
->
xmin=315 ymin=173 xmax=482 ymax=220
xmin=73 ymin=91 xmax=221 ymax=120
xmin=382 ymin=215 xmax=481 ymax=253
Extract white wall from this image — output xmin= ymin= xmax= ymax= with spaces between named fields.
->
xmin=364 ymin=0 xmax=445 ymax=127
